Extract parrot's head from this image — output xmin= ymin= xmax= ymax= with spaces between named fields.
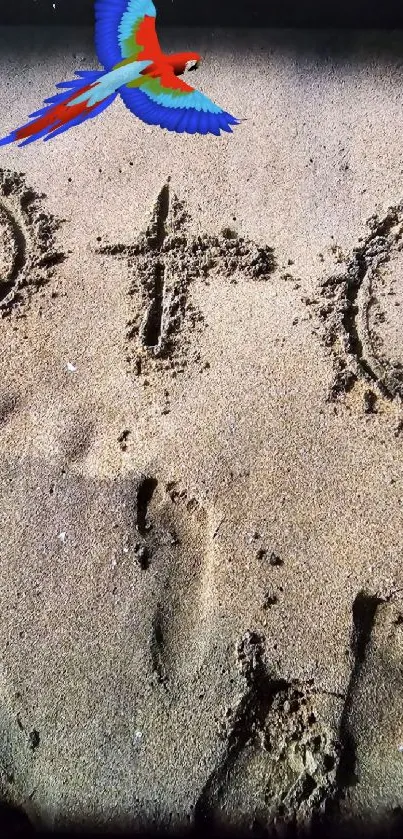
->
xmin=167 ymin=52 xmax=202 ymax=76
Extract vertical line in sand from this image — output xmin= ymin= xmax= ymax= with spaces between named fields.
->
xmin=143 ymin=182 xmax=170 ymax=350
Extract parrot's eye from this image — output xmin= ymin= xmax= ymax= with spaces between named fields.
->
xmin=185 ymin=59 xmax=199 ymax=72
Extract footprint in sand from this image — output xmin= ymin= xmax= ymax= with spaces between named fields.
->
xmin=131 ymin=475 xmax=218 ymax=684
xmin=337 ymin=592 xmax=403 ymax=827
xmin=194 ymin=632 xmax=341 ymax=832
xmin=317 ymin=202 xmax=403 ymax=407
xmin=0 ymin=169 xmax=63 ymax=316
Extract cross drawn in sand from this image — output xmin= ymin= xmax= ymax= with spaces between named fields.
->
xmin=98 ymin=182 xmax=276 ymax=375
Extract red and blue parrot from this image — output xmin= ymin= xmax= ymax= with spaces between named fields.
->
xmin=0 ymin=0 xmax=239 ymax=146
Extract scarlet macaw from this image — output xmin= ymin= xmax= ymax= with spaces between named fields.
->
xmin=0 ymin=0 xmax=239 ymax=146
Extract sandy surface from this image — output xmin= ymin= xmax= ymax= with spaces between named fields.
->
xmin=1 ymin=25 xmax=403 ymax=832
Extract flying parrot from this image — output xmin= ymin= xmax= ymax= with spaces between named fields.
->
xmin=0 ymin=0 xmax=239 ymax=146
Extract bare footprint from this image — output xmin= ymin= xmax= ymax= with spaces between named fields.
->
xmin=132 ymin=476 xmax=218 ymax=683
xmin=337 ymin=592 xmax=403 ymax=826
xmin=195 ymin=632 xmax=341 ymax=831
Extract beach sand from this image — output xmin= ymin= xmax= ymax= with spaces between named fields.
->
xmin=1 ymin=25 xmax=403 ymax=832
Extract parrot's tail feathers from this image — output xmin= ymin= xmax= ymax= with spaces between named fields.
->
xmin=0 ymin=71 xmax=116 ymax=147
xmin=43 ymin=97 xmax=115 ymax=142
xmin=0 ymin=133 xmax=16 ymax=147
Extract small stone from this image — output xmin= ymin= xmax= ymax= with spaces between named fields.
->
xmin=269 ymin=552 xmax=283 ymax=567
xmin=118 ymin=429 xmax=131 ymax=451
xmin=263 ymin=593 xmax=278 ymax=609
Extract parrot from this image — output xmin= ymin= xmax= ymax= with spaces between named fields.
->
xmin=0 ymin=0 xmax=240 ymax=146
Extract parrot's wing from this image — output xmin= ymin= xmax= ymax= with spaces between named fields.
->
xmin=119 ymin=68 xmax=239 ymax=136
xmin=95 ymin=0 xmax=160 ymax=70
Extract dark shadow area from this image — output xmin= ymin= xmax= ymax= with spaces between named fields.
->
xmin=4 ymin=0 xmax=403 ymax=27
xmin=3 ymin=817 xmax=403 ymax=839
xmin=333 ymin=593 xmax=383 ymax=796
xmin=2 ymin=26 xmax=403 ymax=69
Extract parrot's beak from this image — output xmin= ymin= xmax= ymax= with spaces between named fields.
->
xmin=188 ymin=58 xmax=202 ymax=71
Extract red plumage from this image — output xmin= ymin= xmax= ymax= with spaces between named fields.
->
xmin=14 ymin=85 xmax=95 ymax=143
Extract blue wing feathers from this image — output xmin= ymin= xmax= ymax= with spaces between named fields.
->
xmin=119 ymin=85 xmax=238 ymax=135
xmin=0 ymin=133 xmax=16 ymax=146
xmin=186 ymin=111 xmax=199 ymax=134
xmin=177 ymin=111 xmax=190 ymax=133
xmin=94 ymin=0 xmax=156 ymax=69
xmin=25 ymin=72 xmax=104 ymax=118
xmin=95 ymin=0 xmax=128 ymax=68
xmin=207 ymin=113 xmax=220 ymax=136
xmin=198 ymin=112 xmax=209 ymax=135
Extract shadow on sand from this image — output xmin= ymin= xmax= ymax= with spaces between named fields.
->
xmin=2 ymin=801 xmax=403 ymax=839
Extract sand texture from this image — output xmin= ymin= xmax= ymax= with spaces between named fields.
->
xmin=1 ymin=25 xmax=403 ymax=833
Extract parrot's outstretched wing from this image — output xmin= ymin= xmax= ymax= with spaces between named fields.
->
xmin=119 ymin=69 xmax=239 ymax=136
xmin=95 ymin=0 xmax=160 ymax=70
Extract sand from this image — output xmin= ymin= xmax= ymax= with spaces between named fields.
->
xmin=1 ymin=24 xmax=403 ymax=833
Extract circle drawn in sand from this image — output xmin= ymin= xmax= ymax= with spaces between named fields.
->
xmin=0 ymin=204 xmax=20 ymax=280
xmin=318 ymin=203 xmax=403 ymax=402
xmin=367 ymin=244 xmax=403 ymax=390
xmin=0 ymin=169 xmax=63 ymax=315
